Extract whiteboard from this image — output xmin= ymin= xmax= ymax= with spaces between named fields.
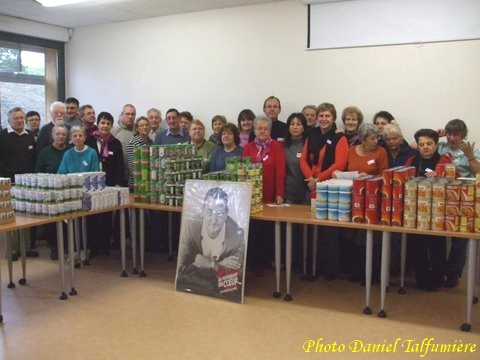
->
xmin=308 ymin=0 xmax=480 ymax=49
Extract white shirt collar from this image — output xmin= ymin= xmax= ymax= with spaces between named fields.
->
xmin=7 ymin=125 xmax=28 ymax=136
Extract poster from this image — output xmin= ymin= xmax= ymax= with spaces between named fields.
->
xmin=175 ymin=180 xmax=252 ymax=303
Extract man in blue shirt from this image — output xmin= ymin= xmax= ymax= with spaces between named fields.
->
xmin=154 ymin=108 xmax=190 ymax=145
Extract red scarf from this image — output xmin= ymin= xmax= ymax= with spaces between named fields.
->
xmin=92 ymin=130 xmax=113 ymax=160
xmin=254 ymin=137 xmax=272 ymax=163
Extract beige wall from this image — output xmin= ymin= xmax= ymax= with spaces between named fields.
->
xmin=66 ymin=0 xmax=480 ymax=142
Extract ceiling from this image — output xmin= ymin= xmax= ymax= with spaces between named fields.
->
xmin=0 ymin=0 xmax=283 ymax=29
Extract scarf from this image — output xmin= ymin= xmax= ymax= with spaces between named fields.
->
xmin=92 ymin=130 xmax=113 ymax=160
xmin=306 ymin=124 xmax=344 ymax=170
xmin=254 ymin=137 xmax=272 ymax=163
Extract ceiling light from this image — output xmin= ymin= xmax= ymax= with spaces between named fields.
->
xmin=36 ymin=0 xmax=91 ymax=7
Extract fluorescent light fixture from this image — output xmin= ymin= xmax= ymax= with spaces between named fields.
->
xmin=36 ymin=0 xmax=91 ymax=7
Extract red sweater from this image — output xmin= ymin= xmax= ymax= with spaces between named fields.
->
xmin=347 ymin=145 xmax=389 ymax=175
xmin=242 ymin=140 xmax=286 ymax=203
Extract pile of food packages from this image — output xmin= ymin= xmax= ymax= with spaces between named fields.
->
xmin=316 ymin=166 xmax=480 ymax=233
xmin=203 ymin=157 xmax=263 ymax=214
xmin=0 ymin=177 xmax=15 ymax=225
xmin=133 ymin=144 xmax=204 ymax=206
xmin=11 ymin=172 xmax=128 ymax=216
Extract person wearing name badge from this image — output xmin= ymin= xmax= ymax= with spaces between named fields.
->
xmin=242 ymin=116 xmax=286 ymax=276
xmin=85 ymin=112 xmax=124 ymax=256
xmin=333 ymin=123 xmax=388 ymax=283
xmin=57 ymin=126 xmax=99 ymax=174
xmin=284 ymin=113 xmax=310 ymax=273
xmin=300 ymin=102 xmax=348 ymax=281
xmin=404 ymin=129 xmax=454 ymax=291
xmin=437 ymin=119 xmax=480 ymax=288
xmin=340 ymin=106 xmax=364 ymax=147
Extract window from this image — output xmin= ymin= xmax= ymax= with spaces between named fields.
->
xmin=0 ymin=32 xmax=65 ymax=128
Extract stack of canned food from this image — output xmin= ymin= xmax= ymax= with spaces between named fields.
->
xmin=316 ymin=179 xmax=352 ymax=222
xmin=0 ymin=177 xmax=14 ymax=225
xmin=133 ymin=144 xmax=204 ymax=206
xmin=203 ymin=157 xmax=263 ymax=214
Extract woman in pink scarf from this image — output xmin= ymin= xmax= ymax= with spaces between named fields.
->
xmin=242 ymin=116 xmax=286 ymax=276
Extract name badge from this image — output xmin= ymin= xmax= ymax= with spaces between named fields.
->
xmin=277 ymin=137 xmax=285 ymax=143
xmin=296 ymin=153 xmax=302 ymax=158
xmin=263 ymin=155 xmax=269 ymax=162
xmin=367 ymin=159 xmax=375 ymax=165
xmin=28 ymin=145 xmax=33 ymax=150
xmin=327 ymin=139 xmax=332 ymax=145
xmin=82 ymin=160 xmax=88 ymax=167
xmin=108 ymin=151 xmax=114 ymax=155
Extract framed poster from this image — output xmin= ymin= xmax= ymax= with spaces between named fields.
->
xmin=175 ymin=180 xmax=252 ymax=303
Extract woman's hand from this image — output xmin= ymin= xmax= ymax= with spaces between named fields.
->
xmin=275 ymin=196 xmax=284 ymax=205
xmin=305 ymin=177 xmax=316 ymax=191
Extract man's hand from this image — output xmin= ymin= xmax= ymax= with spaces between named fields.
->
xmin=218 ymin=255 xmax=241 ymax=270
xmin=193 ymin=254 xmax=211 ymax=269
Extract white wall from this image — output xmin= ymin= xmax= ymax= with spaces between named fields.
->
xmin=66 ymin=0 xmax=480 ymax=143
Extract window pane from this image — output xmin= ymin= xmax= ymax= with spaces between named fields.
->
xmin=0 ymin=82 xmax=46 ymax=128
xmin=21 ymin=50 xmax=45 ymax=76
xmin=0 ymin=47 xmax=20 ymax=73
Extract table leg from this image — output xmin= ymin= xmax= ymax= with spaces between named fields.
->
xmin=398 ymin=233 xmax=407 ymax=294
xmin=284 ymin=222 xmax=293 ymax=301
xmin=168 ymin=212 xmax=173 ymax=261
xmin=312 ymin=226 xmax=318 ymax=278
xmin=0 ymin=237 xmax=2 ymax=323
xmin=19 ymin=229 xmax=27 ymax=285
xmin=363 ymin=229 xmax=373 ymax=315
xmin=461 ymin=238 xmax=477 ymax=331
xmin=130 ymin=208 xmax=138 ymax=274
xmin=81 ymin=217 xmax=89 ymax=265
xmin=57 ymin=221 xmax=67 ymax=300
xmin=378 ymin=231 xmax=391 ymax=318
xmin=119 ymin=208 xmax=127 ymax=277
xmin=67 ymin=219 xmax=77 ymax=296
xmin=74 ymin=218 xmax=81 ymax=268
xmin=302 ymin=224 xmax=307 ymax=276
xmin=273 ymin=221 xmax=281 ymax=298
xmin=6 ymin=232 xmax=15 ymax=289
xmin=139 ymin=209 xmax=146 ymax=277
xmin=474 ymin=243 xmax=480 ymax=304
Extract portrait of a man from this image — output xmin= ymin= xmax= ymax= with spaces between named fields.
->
xmin=176 ymin=181 xmax=251 ymax=303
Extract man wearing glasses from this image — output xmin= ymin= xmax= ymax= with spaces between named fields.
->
xmin=176 ymin=187 xmax=245 ymax=302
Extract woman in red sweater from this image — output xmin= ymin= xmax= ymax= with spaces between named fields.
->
xmin=243 ymin=116 xmax=286 ymax=275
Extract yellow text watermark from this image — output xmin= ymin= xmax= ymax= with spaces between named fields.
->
xmin=302 ymin=338 xmax=476 ymax=357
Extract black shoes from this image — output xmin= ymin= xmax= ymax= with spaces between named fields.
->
xmin=444 ymin=274 xmax=460 ymax=288
xmin=26 ymin=249 xmax=39 ymax=257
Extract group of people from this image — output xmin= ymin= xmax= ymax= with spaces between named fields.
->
xmin=1 ymin=95 xmax=479 ymax=292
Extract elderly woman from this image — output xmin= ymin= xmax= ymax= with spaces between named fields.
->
xmin=243 ymin=116 xmax=286 ymax=275
xmin=125 ymin=116 xmax=152 ymax=192
xmin=85 ymin=112 xmax=124 ymax=256
xmin=382 ymin=123 xmax=415 ymax=167
xmin=209 ymin=123 xmax=243 ymax=172
xmin=36 ymin=124 xmax=69 ymax=259
xmin=188 ymin=119 xmax=216 ymax=173
xmin=300 ymin=103 xmax=348 ymax=281
xmin=334 ymin=123 xmax=388 ymax=283
xmin=57 ymin=126 xmax=99 ymax=174
xmin=341 ymin=106 xmax=363 ymax=147
xmin=237 ymin=109 xmax=255 ymax=147
xmin=344 ymin=123 xmax=389 ymax=176
xmin=437 ymin=119 xmax=480 ymax=288
xmin=404 ymin=129 xmax=454 ymax=291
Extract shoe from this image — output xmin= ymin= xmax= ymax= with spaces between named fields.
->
xmin=50 ymin=249 xmax=59 ymax=261
xmin=26 ymin=249 xmax=39 ymax=257
xmin=444 ymin=274 xmax=459 ymax=288
xmin=10 ymin=252 xmax=19 ymax=261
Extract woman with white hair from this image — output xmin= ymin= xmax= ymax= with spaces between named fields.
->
xmin=382 ymin=123 xmax=415 ymax=168
xmin=57 ymin=126 xmax=99 ymax=174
